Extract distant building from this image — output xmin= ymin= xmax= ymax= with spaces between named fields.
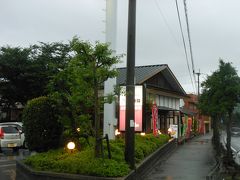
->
xmin=107 ymin=64 xmax=188 ymax=141
xmin=182 ymin=93 xmax=211 ymax=135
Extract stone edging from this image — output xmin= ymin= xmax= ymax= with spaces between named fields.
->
xmin=16 ymin=139 xmax=177 ymax=180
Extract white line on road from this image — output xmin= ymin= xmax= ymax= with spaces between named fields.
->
xmin=0 ymin=159 xmax=15 ymax=162
xmin=0 ymin=163 xmax=15 ymax=168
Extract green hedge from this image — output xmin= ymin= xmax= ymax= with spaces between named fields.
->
xmin=24 ymin=134 xmax=170 ymax=177
xmin=22 ymin=96 xmax=63 ymax=152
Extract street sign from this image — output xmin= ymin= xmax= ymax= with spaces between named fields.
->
xmin=152 ymin=103 xmax=158 ymax=136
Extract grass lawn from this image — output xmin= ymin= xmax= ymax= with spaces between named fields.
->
xmin=24 ymin=134 xmax=170 ymax=177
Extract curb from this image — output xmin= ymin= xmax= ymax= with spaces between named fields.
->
xmin=16 ymin=139 xmax=177 ymax=180
xmin=125 ymin=138 xmax=177 ymax=180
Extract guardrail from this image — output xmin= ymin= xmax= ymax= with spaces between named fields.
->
xmin=221 ymin=132 xmax=240 ymax=166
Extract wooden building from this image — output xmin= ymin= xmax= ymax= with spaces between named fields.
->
xmin=116 ymin=64 xmax=187 ymax=138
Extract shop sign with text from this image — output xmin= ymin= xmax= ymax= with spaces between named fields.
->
xmin=170 ymin=124 xmax=178 ymax=138
xmin=119 ymin=86 xmax=143 ymax=132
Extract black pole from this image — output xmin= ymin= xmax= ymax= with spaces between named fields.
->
xmin=198 ymin=73 xmax=200 ymax=97
xmin=125 ymin=0 xmax=136 ymax=169
xmin=105 ymin=134 xmax=112 ymax=159
xmin=195 ymin=71 xmax=200 ymax=97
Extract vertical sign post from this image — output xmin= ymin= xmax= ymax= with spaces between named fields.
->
xmin=119 ymin=86 xmax=143 ymax=132
xmin=152 ymin=103 xmax=158 ymax=136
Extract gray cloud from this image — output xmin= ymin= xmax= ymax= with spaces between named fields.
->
xmin=0 ymin=0 xmax=240 ymax=93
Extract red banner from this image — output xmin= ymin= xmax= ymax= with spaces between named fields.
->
xmin=152 ymin=103 xmax=158 ymax=136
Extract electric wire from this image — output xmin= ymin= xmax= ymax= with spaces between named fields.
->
xmin=183 ymin=0 xmax=197 ymax=93
xmin=154 ymin=0 xmax=181 ymax=48
xmin=174 ymin=0 xmax=195 ymax=92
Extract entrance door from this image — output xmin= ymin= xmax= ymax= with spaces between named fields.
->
xmin=205 ymin=123 xmax=209 ymax=133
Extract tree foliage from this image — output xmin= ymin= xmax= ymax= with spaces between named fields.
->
xmin=0 ymin=43 xmax=71 ymax=120
xmin=199 ymin=59 xmax=240 ymax=161
xmin=48 ymin=37 xmax=121 ymax=157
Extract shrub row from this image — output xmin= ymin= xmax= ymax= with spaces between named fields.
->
xmin=24 ymin=134 xmax=170 ymax=177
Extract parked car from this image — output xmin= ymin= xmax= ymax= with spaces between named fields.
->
xmin=231 ymin=127 xmax=240 ymax=136
xmin=0 ymin=122 xmax=26 ymax=148
xmin=0 ymin=125 xmax=21 ymax=151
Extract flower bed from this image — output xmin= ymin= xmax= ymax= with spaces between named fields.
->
xmin=23 ymin=134 xmax=170 ymax=177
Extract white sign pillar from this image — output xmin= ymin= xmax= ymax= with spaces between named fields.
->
xmin=103 ymin=0 xmax=118 ymax=139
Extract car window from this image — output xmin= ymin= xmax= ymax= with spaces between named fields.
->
xmin=15 ymin=125 xmax=22 ymax=131
xmin=2 ymin=126 xmax=19 ymax=133
xmin=1 ymin=124 xmax=22 ymax=131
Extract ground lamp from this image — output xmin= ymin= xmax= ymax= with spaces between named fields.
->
xmin=67 ymin=141 xmax=75 ymax=153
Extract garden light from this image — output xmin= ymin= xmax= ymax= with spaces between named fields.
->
xmin=67 ymin=141 xmax=75 ymax=150
xmin=115 ymin=129 xmax=121 ymax=136
xmin=77 ymin=127 xmax=80 ymax=132
xmin=168 ymin=127 xmax=172 ymax=133
xmin=140 ymin=132 xmax=146 ymax=136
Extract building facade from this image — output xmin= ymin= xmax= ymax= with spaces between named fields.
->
xmin=115 ymin=64 xmax=187 ymax=141
xmin=182 ymin=93 xmax=211 ymax=136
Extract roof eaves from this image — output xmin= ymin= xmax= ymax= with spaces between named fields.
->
xmin=138 ymin=65 xmax=167 ymax=84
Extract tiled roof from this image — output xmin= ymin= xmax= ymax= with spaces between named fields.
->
xmin=117 ymin=64 xmax=167 ymax=85
xmin=116 ymin=64 xmax=186 ymax=96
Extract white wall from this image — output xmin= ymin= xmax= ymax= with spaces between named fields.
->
xmin=103 ymin=0 xmax=118 ymax=140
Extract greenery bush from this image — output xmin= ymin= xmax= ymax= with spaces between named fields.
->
xmin=22 ymin=96 xmax=63 ymax=152
xmin=24 ymin=133 xmax=170 ymax=177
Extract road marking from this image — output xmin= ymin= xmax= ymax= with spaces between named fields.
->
xmin=0 ymin=159 xmax=15 ymax=162
xmin=3 ymin=169 xmax=16 ymax=180
xmin=0 ymin=163 xmax=15 ymax=168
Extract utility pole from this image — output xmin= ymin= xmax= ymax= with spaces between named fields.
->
xmin=125 ymin=0 xmax=136 ymax=169
xmin=195 ymin=69 xmax=201 ymax=133
xmin=195 ymin=69 xmax=201 ymax=97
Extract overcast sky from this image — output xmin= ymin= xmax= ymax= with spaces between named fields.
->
xmin=1 ymin=0 xmax=240 ymax=93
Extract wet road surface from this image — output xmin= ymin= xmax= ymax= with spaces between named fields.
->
xmin=0 ymin=149 xmax=30 ymax=180
xmin=144 ymin=133 xmax=216 ymax=180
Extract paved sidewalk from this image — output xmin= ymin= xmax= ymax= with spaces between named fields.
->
xmin=144 ymin=132 xmax=216 ymax=180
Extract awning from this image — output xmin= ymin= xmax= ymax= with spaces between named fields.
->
xmin=158 ymin=106 xmax=177 ymax=111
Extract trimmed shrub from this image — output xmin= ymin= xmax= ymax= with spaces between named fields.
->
xmin=24 ymin=133 xmax=170 ymax=177
xmin=22 ymin=96 xmax=63 ymax=152
xmin=24 ymin=148 xmax=130 ymax=177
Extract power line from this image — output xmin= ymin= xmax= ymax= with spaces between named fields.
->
xmin=154 ymin=0 xmax=181 ymax=48
xmin=183 ymin=0 xmax=197 ymax=93
xmin=174 ymin=0 xmax=195 ymax=93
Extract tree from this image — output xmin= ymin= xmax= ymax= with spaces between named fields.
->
xmin=22 ymin=96 xmax=63 ymax=152
xmin=199 ymin=70 xmax=222 ymax=153
xmin=0 ymin=43 xmax=71 ymax=120
xmin=0 ymin=46 xmax=31 ymax=120
xmin=217 ymin=60 xmax=240 ymax=161
xmin=47 ymin=54 xmax=95 ymax=147
xmin=48 ymin=37 xmax=121 ymax=157
xmin=232 ymin=104 xmax=240 ymax=126
xmin=199 ymin=59 xmax=240 ymax=161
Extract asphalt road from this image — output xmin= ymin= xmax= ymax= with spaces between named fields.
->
xmin=0 ymin=151 xmax=16 ymax=180
xmin=231 ymin=136 xmax=240 ymax=152
xmin=221 ymin=131 xmax=240 ymax=165
xmin=0 ymin=149 xmax=30 ymax=180
xmin=221 ymin=130 xmax=240 ymax=152
xmin=0 ymin=157 xmax=16 ymax=180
